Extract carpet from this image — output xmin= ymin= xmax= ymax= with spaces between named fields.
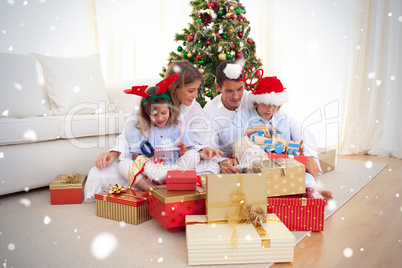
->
xmin=0 ymin=159 xmax=388 ymax=268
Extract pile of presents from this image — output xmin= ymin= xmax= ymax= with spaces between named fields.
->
xmin=49 ymin=153 xmax=331 ymax=266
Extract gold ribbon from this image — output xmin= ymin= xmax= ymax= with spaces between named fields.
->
xmin=128 ymin=155 xmax=150 ymax=187
xmin=108 ymin=184 xmax=126 ymax=195
xmin=60 ymin=173 xmax=81 ymax=184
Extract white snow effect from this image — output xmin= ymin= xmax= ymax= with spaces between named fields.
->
xmin=211 ymin=223 xmax=216 ymax=229
xmin=8 ymin=46 xmax=13 ymax=51
xmin=8 ymin=243 xmax=15 ymax=251
xmin=19 ymin=198 xmax=31 ymax=207
xmin=1 ymin=110 xmax=8 ymax=116
xmin=91 ymin=232 xmax=118 ymax=260
xmin=173 ymin=65 xmax=182 ymax=74
xmin=157 ymin=257 xmax=164 ymax=263
xmin=399 ymin=16 xmax=402 ymax=22
xmin=396 ymin=193 xmax=400 ymax=198
xmin=350 ymin=188 xmax=354 ymax=193
xmin=158 ymin=237 xmax=163 ymax=243
xmin=50 ymin=25 xmax=56 ymax=31
xmin=356 ymin=45 xmax=361 ymax=50
xmin=376 ymin=80 xmax=382 ymax=86
xmin=343 ymin=248 xmax=353 ymax=258
xmin=0 ymin=152 xmax=4 ymax=158
xmin=364 ymin=161 xmax=373 ymax=169
xmin=119 ymin=221 xmax=126 ymax=227
xmin=41 ymin=99 xmax=46 ymax=105
xmin=245 ymin=234 xmax=252 ymax=241
xmin=390 ymin=75 xmax=395 ymax=81
xmin=24 ymin=187 xmax=29 ymax=192
xmin=388 ymin=12 xmax=392 ymax=17
xmin=326 ymin=199 xmax=337 ymax=211
xmin=389 ymin=169 xmax=392 ymax=172
xmin=367 ymin=72 xmax=376 ymax=79
xmin=341 ymin=217 xmax=344 ymax=220
xmin=23 ymin=1 xmax=28 ymax=5
xmin=23 ymin=129 xmax=37 ymax=141
xmin=400 ymin=206 xmax=402 ymax=213
xmin=223 ymin=63 xmax=243 ymax=79
xmin=14 ymin=83 xmax=23 ymax=91
xmin=73 ymin=86 xmax=81 ymax=93
xmin=44 ymin=216 xmax=51 ymax=224
xmin=360 ymin=248 xmax=364 ymax=251
xmin=134 ymin=105 xmax=140 ymax=111
xmin=161 ymin=211 xmax=166 ymax=216
xmin=7 ymin=0 xmax=14 ymax=5
xmin=74 ymin=229 xmax=78 ymax=233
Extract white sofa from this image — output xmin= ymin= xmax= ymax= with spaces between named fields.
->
xmin=0 ymin=52 xmax=158 ymax=196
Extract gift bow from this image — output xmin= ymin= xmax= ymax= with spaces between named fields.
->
xmin=60 ymin=173 xmax=81 ymax=184
xmin=108 ymin=184 xmax=126 ymax=195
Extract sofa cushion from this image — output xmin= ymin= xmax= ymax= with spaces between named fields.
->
xmin=0 ymin=53 xmax=50 ymax=118
xmin=0 ymin=117 xmax=60 ymax=146
xmin=36 ymin=54 xmax=109 ymax=115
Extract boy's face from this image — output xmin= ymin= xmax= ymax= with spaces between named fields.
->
xmin=216 ymin=79 xmax=244 ymax=111
xmin=149 ymin=104 xmax=170 ymax=128
xmin=256 ymin=103 xmax=279 ymax=122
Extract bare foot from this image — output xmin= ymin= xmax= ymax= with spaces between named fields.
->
xmin=318 ymin=189 xmax=333 ymax=202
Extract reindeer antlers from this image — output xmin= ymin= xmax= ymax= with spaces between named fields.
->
xmin=239 ymin=67 xmax=264 ymax=90
xmin=124 ymin=85 xmax=149 ymax=98
xmin=155 ymin=74 xmax=180 ymax=95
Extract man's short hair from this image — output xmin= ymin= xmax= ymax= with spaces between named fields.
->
xmin=215 ymin=60 xmax=244 ymax=88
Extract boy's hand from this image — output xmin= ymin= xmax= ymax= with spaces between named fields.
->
xmin=219 ymin=158 xmax=239 ymax=174
xmin=246 ymin=125 xmax=280 ymax=138
xmin=299 ymin=140 xmax=305 ymax=155
xmin=199 ymin=147 xmax=224 ymax=160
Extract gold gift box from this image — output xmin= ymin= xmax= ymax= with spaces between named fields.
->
xmin=253 ymin=158 xmax=306 ymax=197
xmin=318 ymin=148 xmax=336 ymax=173
xmin=185 ymin=214 xmax=295 ymax=265
xmin=206 ymin=173 xmax=267 ymax=221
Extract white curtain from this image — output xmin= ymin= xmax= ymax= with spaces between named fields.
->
xmin=340 ymin=0 xmax=402 ymax=158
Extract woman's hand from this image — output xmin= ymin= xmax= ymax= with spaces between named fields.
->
xmin=178 ymin=142 xmax=187 ymax=156
xmin=95 ymin=151 xmax=120 ymax=170
xmin=219 ymin=158 xmax=239 ymax=174
xmin=198 ymin=147 xmax=224 ymax=160
xmin=245 ymin=125 xmax=280 ymax=138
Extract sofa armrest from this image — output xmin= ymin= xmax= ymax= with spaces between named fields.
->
xmin=105 ymin=78 xmax=160 ymax=114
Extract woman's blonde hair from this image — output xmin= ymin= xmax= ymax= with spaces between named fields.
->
xmin=164 ymin=60 xmax=203 ymax=108
xmin=136 ymin=86 xmax=179 ymax=138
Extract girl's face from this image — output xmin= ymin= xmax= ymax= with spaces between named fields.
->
xmin=149 ymin=104 xmax=170 ymax=128
xmin=257 ymin=103 xmax=279 ymax=122
xmin=175 ymin=80 xmax=201 ymax=106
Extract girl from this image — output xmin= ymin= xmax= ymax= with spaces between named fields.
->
xmin=123 ymin=75 xmax=200 ymax=187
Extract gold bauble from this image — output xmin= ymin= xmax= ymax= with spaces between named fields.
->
xmin=218 ymin=52 xmax=226 ymax=61
xmin=198 ymin=67 xmax=205 ymax=75
xmin=187 ymin=52 xmax=193 ymax=58
xmin=212 ymin=32 xmax=216 ymax=36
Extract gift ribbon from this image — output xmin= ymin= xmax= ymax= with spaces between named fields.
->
xmin=59 ymin=173 xmax=81 ymax=184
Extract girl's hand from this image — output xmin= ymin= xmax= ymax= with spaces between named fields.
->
xmin=245 ymin=125 xmax=280 ymax=138
xmin=178 ymin=142 xmax=187 ymax=156
xmin=95 ymin=151 xmax=120 ymax=169
xmin=198 ymin=147 xmax=224 ymax=160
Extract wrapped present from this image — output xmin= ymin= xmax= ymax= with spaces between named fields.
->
xmin=95 ymin=186 xmax=151 ymax=225
xmin=267 ymin=188 xmax=326 ymax=231
xmin=186 ymin=214 xmax=295 ymax=265
xmin=266 ymin=152 xmax=307 ymax=168
xmin=317 ymin=148 xmax=336 ymax=173
xmin=49 ymin=173 xmax=87 ymax=205
xmin=148 ymin=185 xmax=205 ymax=232
xmin=166 ymin=170 xmax=197 ymax=191
xmin=253 ymin=158 xmax=306 ymax=197
xmin=206 ymin=173 xmax=267 ymax=222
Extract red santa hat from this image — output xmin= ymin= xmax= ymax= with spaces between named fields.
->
xmin=248 ymin=76 xmax=289 ymax=106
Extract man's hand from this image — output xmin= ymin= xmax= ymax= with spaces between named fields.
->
xmin=95 ymin=151 xmax=120 ymax=170
xmin=199 ymin=147 xmax=224 ymax=160
xmin=219 ymin=158 xmax=239 ymax=174
xmin=306 ymin=156 xmax=319 ymax=182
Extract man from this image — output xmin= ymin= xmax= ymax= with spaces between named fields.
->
xmin=203 ymin=61 xmax=321 ymax=182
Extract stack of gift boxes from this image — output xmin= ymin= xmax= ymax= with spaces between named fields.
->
xmin=49 ymin=157 xmax=326 ymax=265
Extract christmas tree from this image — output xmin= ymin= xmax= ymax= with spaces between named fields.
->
xmin=161 ymin=0 xmax=263 ymax=107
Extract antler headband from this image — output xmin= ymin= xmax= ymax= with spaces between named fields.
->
xmin=124 ymin=74 xmax=180 ymax=105
xmin=239 ymin=67 xmax=264 ymax=91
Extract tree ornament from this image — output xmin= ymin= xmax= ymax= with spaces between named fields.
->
xmin=198 ymin=67 xmax=205 ymax=75
xmin=177 ymin=46 xmax=183 ymax=52
xmin=196 ymin=43 xmax=203 ymax=48
xmin=183 ymin=52 xmax=188 ymax=58
xmin=188 ymin=35 xmax=194 ymax=41
xmin=217 ymin=10 xmax=223 ymax=16
xmin=222 ymin=34 xmax=228 ymax=39
xmin=218 ymin=52 xmax=226 ymax=61
xmin=230 ymin=14 xmax=236 ymax=20
xmin=206 ymin=91 xmax=212 ymax=97
xmin=247 ymin=38 xmax=253 ymax=44
xmin=236 ymin=7 xmax=241 ymax=14
xmin=226 ymin=53 xmax=232 ymax=59
xmin=187 ymin=52 xmax=193 ymax=58
xmin=198 ymin=60 xmax=205 ymax=65
xmin=183 ymin=41 xmax=187 ymax=46
xmin=230 ymin=43 xmax=235 ymax=49
xmin=197 ymin=17 xmax=203 ymax=22
xmin=197 ymin=54 xmax=202 ymax=60
xmin=238 ymin=32 xmax=243 ymax=38
xmin=205 ymin=40 xmax=211 ymax=46
xmin=235 ymin=51 xmax=243 ymax=59
xmin=207 ymin=2 xmax=214 ymax=8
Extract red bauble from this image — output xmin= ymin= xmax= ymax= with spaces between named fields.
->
xmin=230 ymin=14 xmax=236 ymax=20
xmin=197 ymin=54 xmax=202 ymax=60
xmin=230 ymin=43 xmax=235 ymax=49
xmin=236 ymin=14 xmax=243 ymax=21
xmin=216 ymin=34 xmax=221 ymax=38
xmin=247 ymin=38 xmax=253 ymax=44
xmin=235 ymin=52 xmax=243 ymax=59
xmin=206 ymin=40 xmax=211 ymax=46
xmin=207 ymin=2 xmax=214 ymax=8
xmin=188 ymin=35 xmax=194 ymax=41
xmin=238 ymin=32 xmax=243 ymax=38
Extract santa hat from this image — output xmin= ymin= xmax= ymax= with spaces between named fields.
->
xmin=248 ymin=76 xmax=289 ymax=106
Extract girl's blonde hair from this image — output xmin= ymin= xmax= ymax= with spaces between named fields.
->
xmin=136 ymin=86 xmax=180 ymax=138
xmin=164 ymin=60 xmax=203 ymax=108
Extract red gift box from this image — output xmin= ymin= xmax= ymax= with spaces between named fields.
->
xmin=166 ymin=170 xmax=197 ymax=191
xmin=148 ymin=185 xmax=205 ymax=232
xmin=266 ymin=152 xmax=307 ymax=169
xmin=95 ymin=189 xmax=151 ymax=225
xmin=49 ymin=174 xmax=87 ymax=205
xmin=267 ymin=188 xmax=326 ymax=231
